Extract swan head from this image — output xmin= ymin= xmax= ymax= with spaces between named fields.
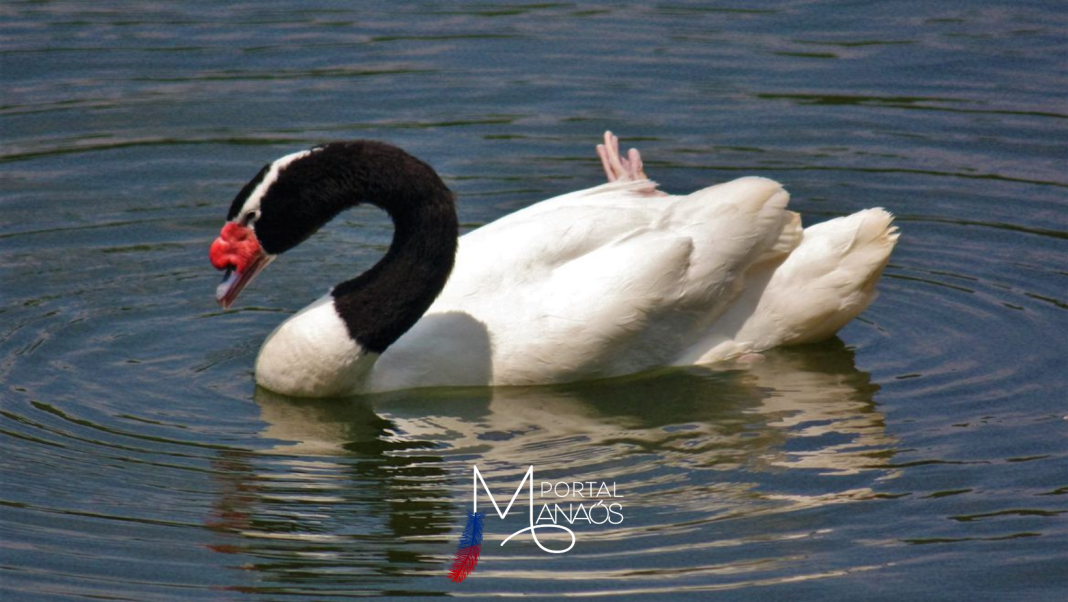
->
xmin=209 ymin=145 xmax=365 ymax=308
xmin=209 ymin=148 xmax=319 ymax=308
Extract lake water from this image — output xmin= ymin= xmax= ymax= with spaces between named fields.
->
xmin=2 ymin=1 xmax=1066 ymax=600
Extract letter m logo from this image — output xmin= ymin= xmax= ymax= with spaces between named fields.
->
xmin=471 ymin=465 xmax=535 ymax=522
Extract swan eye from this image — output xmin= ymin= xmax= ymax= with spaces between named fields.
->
xmin=241 ymin=211 xmax=259 ymax=227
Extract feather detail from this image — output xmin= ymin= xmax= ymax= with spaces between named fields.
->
xmin=458 ymin=510 xmax=485 ymax=548
xmin=448 ymin=511 xmax=485 ymax=583
xmin=448 ymin=543 xmax=481 ymax=583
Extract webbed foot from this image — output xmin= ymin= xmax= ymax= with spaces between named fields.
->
xmin=596 ymin=130 xmax=649 ymax=182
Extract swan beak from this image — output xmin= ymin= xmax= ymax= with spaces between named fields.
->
xmin=210 ymin=223 xmax=275 ymax=309
xmin=214 ymin=253 xmax=274 ymax=309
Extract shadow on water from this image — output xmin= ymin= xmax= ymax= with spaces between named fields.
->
xmin=205 ymin=339 xmax=897 ymax=597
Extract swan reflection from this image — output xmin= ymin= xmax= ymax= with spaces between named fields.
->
xmin=209 ymin=340 xmax=897 ymax=595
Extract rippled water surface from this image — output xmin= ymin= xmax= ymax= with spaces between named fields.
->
xmin=2 ymin=2 xmax=1067 ymax=600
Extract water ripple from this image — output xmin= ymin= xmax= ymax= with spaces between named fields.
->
xmin=2 ymin=0 xmax=1067 ymax=599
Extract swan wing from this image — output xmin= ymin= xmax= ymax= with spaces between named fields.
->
xmin=371 ymin=176 xmax=803 ymax=390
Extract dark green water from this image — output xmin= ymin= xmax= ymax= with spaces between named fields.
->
xmin=2 ymin=2 xmax=1066 ymax=600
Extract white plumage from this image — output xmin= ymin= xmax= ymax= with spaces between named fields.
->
xmin=365 ymin=175 xmax=897 ymax=393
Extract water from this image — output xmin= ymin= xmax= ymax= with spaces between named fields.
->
xmin=2 ymin=1 xmax=1066 ymax=600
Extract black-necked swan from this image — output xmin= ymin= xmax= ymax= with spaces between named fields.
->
xmin=210 ymin=132 xmax=899 ymax=398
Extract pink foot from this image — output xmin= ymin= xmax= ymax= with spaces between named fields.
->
xmin=596 ymin=131 xmax=650 ymax=182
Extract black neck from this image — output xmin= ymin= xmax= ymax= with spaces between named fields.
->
xmin=332 ymin=171 xmax=458 ymax=354
xmin=256 ymin=141 xmax=458 ymax=353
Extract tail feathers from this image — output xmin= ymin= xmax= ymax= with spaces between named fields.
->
xmin=747 ymin=207 xmax=899 ymax=346
xmin=448 ymin=511 xmax=485 ymax=583
xmin=682 ymin=207 xmax=899 ymax=364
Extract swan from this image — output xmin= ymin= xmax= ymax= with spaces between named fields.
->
xmin=210 ymin=132 xmax=899 ymax=398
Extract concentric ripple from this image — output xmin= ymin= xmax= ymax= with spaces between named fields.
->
xmin=3 ymin=1 xmax=1067 ymax=600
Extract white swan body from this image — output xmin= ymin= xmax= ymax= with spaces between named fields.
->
xmin=367 ymin=177 xmax=896 ymax=393
xmin=212 ymin=134 xmax=898 ymax=398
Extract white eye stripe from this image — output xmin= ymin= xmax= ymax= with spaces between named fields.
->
xmin=236 ymin=148 xmax=315 ymax=222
